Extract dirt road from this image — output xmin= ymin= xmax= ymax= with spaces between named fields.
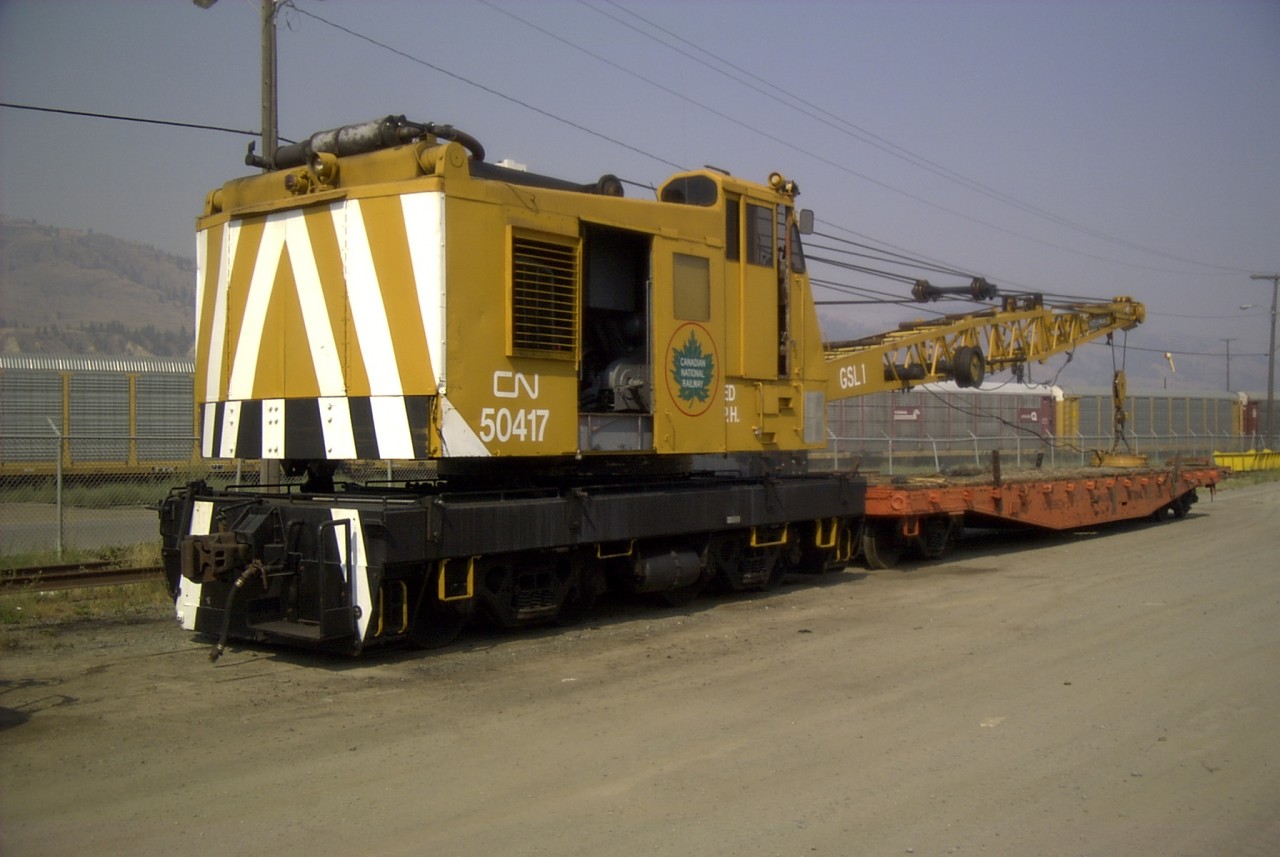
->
xmin=3 ymin=482 xmax=1278 ymax=857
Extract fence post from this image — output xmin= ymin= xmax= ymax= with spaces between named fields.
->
xmin=46 ymin=418 xmax=64 ymax=559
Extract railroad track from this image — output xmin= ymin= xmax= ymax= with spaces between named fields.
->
xmin=1 ymin=561 xmax=165 ymax=591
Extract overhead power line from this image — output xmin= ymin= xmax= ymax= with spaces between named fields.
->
xmin=356 ymin=2 xmax=1205 ymax=281
xmin=282 ymin=5 xmax=1230 ymax=296
xmin=4 ymin=13 xmax=1182 ymax=313
xmin=1120 ymin=343 xmax=1268 ymax=359
xmin=291 ymin=7 xmax=685 ymax=171
xmin=0 ymin=101 xmax=269 ymax=139
xmin=586 ymin=0 xmax=1257 ymax=276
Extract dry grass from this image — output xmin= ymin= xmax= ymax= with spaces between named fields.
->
xmin=1214 ymin=468 xmax=1280 ymax=489
xmin=0 ymin=541 xmax=172 ymax=648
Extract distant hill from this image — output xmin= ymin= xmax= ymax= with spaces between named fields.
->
xmin=0 ymin=217 xmax=194 ymax=358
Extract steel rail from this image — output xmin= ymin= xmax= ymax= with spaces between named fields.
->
xmin=1 ymin=564 xmax=165 ymax=591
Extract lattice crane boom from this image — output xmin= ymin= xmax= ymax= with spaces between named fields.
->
xmin=823 ymin=294 xmax=1144 ymax=400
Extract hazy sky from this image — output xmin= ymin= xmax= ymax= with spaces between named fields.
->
xmin=1 ymin=0 xmax=1277 ymax=390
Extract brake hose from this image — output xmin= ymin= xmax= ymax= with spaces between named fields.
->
xmin=209 ymin=565 xmax=263 ymax=663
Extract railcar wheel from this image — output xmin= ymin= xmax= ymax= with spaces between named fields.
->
xmin=758 ymin=546 xmax=788 ymax=591
xmin=706 ymin=533 xmax=747 ymax=591
xmin=656 ymin=579 xmax=705 ymax=607
xmin=559 ymin=563 xmax=606 ymax=625
xmin=407 ymin=608 xmax=465 ymax=649
xmin=917 ymin=516 xmax=957 ymax=559
xmin=862 ymin=522 xmax=902 ymax=570
xmin=407 ymin=580 xmax=467 ymax=649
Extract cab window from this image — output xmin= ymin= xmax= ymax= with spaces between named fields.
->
xmin=673 ymin=254 xmax=710 ymax=321
xmin=725 ymin=197 xmax=740 ymax=261
xmin=660 ymin=175 xmax=718 ymax=206
xmin=746 ymin=203 xmax=772 ymax=267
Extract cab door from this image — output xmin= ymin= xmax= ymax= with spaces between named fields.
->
xmin=651 ymin=237 xmax=727 ymax=454
xmin=739 ymin=199 xmax=786 ymax=380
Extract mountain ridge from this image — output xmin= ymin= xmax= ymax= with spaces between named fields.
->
xmin=0 ymin=217 xmax=194 ymax=358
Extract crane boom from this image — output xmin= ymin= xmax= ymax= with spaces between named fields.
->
xmin=823 ymin=294 xmax=1145 ymax=399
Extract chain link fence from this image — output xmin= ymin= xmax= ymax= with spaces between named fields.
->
xmin=1 ymin=428 xmax=1258 ymax=562
xmin=816 ymin=429 xmax=1257 ymax=476
xmin=0 ymin=435 xmax=439 ymax=562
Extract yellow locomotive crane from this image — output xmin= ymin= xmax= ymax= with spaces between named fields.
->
xmin=162 ymin=116 xmax=1144 ymax=655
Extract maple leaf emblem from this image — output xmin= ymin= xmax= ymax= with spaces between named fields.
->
xmin=671 ymin=330 xmax=714 ymax=404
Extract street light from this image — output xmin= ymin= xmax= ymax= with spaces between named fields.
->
xmin=1251 ymin=274 xmax=1279 ymax=449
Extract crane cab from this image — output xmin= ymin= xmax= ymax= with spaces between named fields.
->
xmin=193 ymin=118 xmax=829 ymax=475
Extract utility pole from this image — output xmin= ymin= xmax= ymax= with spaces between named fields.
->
xmin=1251 ymin=274 xmax=1279 ymax=449
xmin=196 ymin=0 xmax=283 ymax=487
xmin=1220 ymin=338 xmax=1235 ymax=391
xmin=260 ymin=0 xmax=278 ymax=166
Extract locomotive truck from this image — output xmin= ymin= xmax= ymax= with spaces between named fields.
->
xmin=160 ymin=115 xmax=1203 ymax=656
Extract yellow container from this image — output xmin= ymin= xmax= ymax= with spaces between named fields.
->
xmin=1213 ymin=449 xmax=1280 ymax=471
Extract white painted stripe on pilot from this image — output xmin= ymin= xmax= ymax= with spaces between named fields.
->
xmin=203 ymin=223 xmax=235 ymax=404
xmin=401 ymin=193 xmax=446 ymax=390
xmin=201 ymin=403 xmax=218 ymax=458
xmin=330 ymin=508 xmax=373 ymax=642
xmin=289 ymin=210 xmax=346 ymax=397
xmin=262 ymin=398 xmax=285 ymax=459
xmin=194 ymin=228 xmax=207 ymax=344
xmin=219 ymin=400 xmax=241 ymax=458
xmin=340 ymin=201 xmax=403 ymax=397
xmin=318 ymin=396 xmax=357 ymax=459
xmin=371 ymin=395 xmax=413 ymax=459
xmin=227 ymin=217 xmax=283 ymax=399
xmin=178 ymin=500 xmax=215 ymax=631
xmin=439 ymin=395 xmax=491 ymax=457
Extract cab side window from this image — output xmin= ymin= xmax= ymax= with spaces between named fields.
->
xmin=746 ymin=203 xmax=773 ymax=267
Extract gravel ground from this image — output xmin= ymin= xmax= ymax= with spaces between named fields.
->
xmin=2 ymin=481 xmax=1278 ymax=857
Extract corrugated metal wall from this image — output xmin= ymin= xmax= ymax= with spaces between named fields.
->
xmin=69 ymin=372 xmax=130 ymax=462
xmin=0 ymin=370 xmax=63 ymax=462
xmin=0 ymin=355 xmax=197 ymax=473
xmin=1073 ymin=392 xmax=1239 ymax=444
xmin=828 ymin=385 xmax=1246 ymax=466
xmin=136 ymin=373 xmax=195 ymax=461
xmin=827 ymin=388 xmax=1052 ymax=450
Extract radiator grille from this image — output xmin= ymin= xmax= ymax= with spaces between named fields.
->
xmin=512 ymin=236 xmax=577 ymax=358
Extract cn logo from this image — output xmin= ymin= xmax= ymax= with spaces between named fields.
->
xmin=493 ymin=371 xmax=539 ymax=399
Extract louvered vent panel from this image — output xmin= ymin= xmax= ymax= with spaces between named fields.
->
xmin=512 ymin=237 xmax=577 ymax=359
